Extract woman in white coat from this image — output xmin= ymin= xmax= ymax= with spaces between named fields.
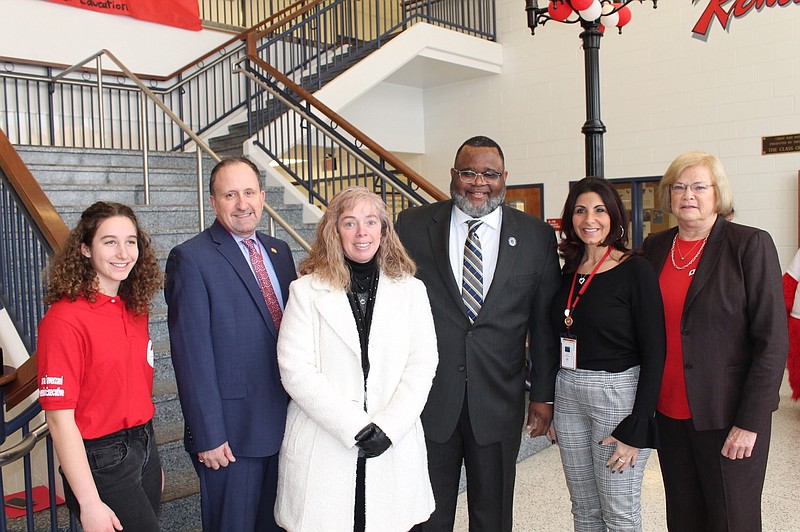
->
xmin=275 ymin=186 xmax=438 ymax=532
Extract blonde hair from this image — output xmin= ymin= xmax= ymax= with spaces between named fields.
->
xmin=299 ymin=187 xmax=416 ymax=291
xmin=658 ymin=150 xmax=734 ymax=217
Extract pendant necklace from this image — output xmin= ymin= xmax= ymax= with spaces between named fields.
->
xmin=675 ymin=236 xmax=704 ymax=261
xmin=670 ymin=232 xmax=709 ymax=271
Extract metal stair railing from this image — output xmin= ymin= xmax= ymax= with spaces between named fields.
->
xmin=231 ymin=0 xmax=492 ymax=213
xmin=239 ymin=42 xmax=447 ymax=219
xmin=253 ymin=0 xmax=496 ymax=93
xmin=0 ymin=41 xmax=250 ymax=152
xmin=0 ymin=0 xmax=319 ymax=152
xmin=0 ymin=0 xmax=495 ymax=163
xmin=16 ymin=49 xmax=310 ymax=249
xmin=0 ymin=128 xmax=77 ymax=531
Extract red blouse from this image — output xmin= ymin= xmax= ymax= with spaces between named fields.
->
xmin=657 ymin=242 xmax=707 ymax=419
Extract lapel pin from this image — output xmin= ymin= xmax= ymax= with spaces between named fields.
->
xmin=508 ymin=237 xmax=517 ymax=247
xmin=271 ymin=247 xmax=278 ymax=254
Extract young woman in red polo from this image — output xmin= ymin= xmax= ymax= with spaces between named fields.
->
xmin=37 ymin=201 xmax=163 ymax=532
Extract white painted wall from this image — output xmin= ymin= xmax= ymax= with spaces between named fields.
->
xmin=339 ymin=82 xmax=425 ymax=153
xmin=420 ymin=1 xmax=800 ymax=266
xmin=1 ymin=0 xmax=230 ymax=75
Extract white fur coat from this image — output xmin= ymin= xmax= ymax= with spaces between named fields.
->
xmin=275 ymin=272 xmax=438 ymax=531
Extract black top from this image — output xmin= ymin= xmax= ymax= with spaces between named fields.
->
xmin=550 ymin=255 xmax=666 ymax=448
xmin=346 ymin=256 xmax=379 ymax=405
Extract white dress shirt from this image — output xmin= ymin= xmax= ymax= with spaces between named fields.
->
xmin=448 ymin=205 xmax=503 ymax=298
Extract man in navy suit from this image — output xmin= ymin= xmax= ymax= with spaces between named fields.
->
xmin=165 ymin=157 xmax=296 ymax=531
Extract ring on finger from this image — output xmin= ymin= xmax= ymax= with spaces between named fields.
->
xmin=617 ymin=457 xmax=626 ymax=463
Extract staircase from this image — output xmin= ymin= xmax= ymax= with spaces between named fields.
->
xmin=14 ymin=145 xmax=317 ymax=530
xmin=208 ymin=37 xmax=391 ymax=158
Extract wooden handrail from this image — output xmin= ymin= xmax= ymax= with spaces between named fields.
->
xmin=245 ymin=34 xmax=447 ymax=202
xmin=253 ymin=0 xmax=327 ymax=41
xmin=160 ymin=0 xmax=317 ymax=81
xmin=4 ymin=355 xmax=38 ymax=410
xmin=0 ymin=129 xmax=68 ymax=409
xmin=0 ymin=129 xmax=69 ymax=251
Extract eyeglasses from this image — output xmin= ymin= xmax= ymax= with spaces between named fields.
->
xmin=670 ymin=182 xmax=714 ymax=195
xmin=453 ymin=169 xmax=504 ymax=184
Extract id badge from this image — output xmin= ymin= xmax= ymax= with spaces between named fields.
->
xmin=560 ymin=334 xmax=577 ymax=370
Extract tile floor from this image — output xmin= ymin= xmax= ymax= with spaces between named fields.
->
xmin=454 ymin=371 xmax=800 ymax=531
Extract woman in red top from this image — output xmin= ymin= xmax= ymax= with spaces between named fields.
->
xmin=643 ymin=151 xmax=787 ymax=531
xmin=37 ymin=201 xmax=163 ymax=532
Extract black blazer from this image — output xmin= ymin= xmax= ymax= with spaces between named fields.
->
xmin=643 ymin=216 xmax=787 ymax=433
xmin=396 ymin=201 xmax=561 ymax=446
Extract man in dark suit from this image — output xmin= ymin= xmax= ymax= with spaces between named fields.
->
xmin=396 ymin=136 xmax=561 ymax=531
xmin=165 ymin=157 xmax=296 ymax=532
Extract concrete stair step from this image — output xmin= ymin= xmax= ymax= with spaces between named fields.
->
xmin=42 ymin=184 xmax=203 ymax=207
xmin=26 ymin=164 xmax=206 ymax=187
xmin=15 ymin=145 xmax=208 ymax=170
xmin=58 ymin=204 xmax=208 ymax=231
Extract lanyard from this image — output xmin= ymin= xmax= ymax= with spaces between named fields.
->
xmin=564 ymin=246 xmax=613 ymax=329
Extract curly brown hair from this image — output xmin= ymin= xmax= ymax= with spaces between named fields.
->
xmin=299 ymin=187 xmax=416 ymax=291
xmin=45 ymin=202 xmax=163 ymax=315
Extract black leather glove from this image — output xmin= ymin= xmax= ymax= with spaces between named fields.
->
xmin=354 ymin=423 xmax=392 ymax=458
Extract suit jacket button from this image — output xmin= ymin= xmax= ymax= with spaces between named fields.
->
xmin=684 ymin=363 xmax=693 ymax=370
xmin=466 ymin=331 xmax=473 ymax=338
xmin=458 ymin=365 xmax=465 ymax=372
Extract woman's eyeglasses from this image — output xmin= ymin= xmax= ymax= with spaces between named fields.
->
xmin=670 ymin=182 xmax=714 ymax=194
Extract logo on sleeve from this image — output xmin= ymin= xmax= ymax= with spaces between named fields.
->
xmin=39 ymin=375 xmax=65 ymax=397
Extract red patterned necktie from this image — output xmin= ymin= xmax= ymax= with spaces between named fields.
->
xmin=242 ymin=238 xmax=283 ymax=330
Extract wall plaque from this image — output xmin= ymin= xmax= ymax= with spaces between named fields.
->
xmin=762 ymin=133 xmax=800 ymax=155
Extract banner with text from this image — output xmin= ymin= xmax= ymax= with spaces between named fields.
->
xmin=47 ymin=0 xmax=201 ymax=31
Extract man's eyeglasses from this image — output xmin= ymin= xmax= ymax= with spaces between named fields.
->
xmin=453 ymin=169 xmax=504 ymax=184
xmin=670 ymin=182 xmax=714 ymax=195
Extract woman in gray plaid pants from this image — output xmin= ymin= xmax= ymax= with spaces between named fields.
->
xmin=549 ymin=177 xmax=666 ymax=531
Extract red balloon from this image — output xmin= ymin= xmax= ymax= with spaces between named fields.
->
xmin=616 ymin=4 xmax=632 ymax=27
xmin=598 ymin=24 xmax=606 ymax=33
xmin=548 ymin=0 xmax=574 ymax=21
xmin=570 ymin=0 xmax=594 ymax=10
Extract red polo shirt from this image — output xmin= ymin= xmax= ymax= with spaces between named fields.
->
xmin=37 ymin=294 xmax=155 ymax=439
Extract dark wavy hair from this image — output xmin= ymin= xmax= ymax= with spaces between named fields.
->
xmin=45 ymin=202 xmax=163 ymax=315
xmin=558 ymin=177 xmax=630 ymax=274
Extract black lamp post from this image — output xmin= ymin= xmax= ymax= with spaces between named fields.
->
xmin=525 ymin=0 xmax=657 ymax=178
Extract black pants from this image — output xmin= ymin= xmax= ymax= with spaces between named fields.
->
xmin=413 ymin=395 xmax=521 ymax=532
xmin=63 ymin=420 xmax=161 ymax=532
xmin=657 ymin=413 xmax=771 ymax=532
